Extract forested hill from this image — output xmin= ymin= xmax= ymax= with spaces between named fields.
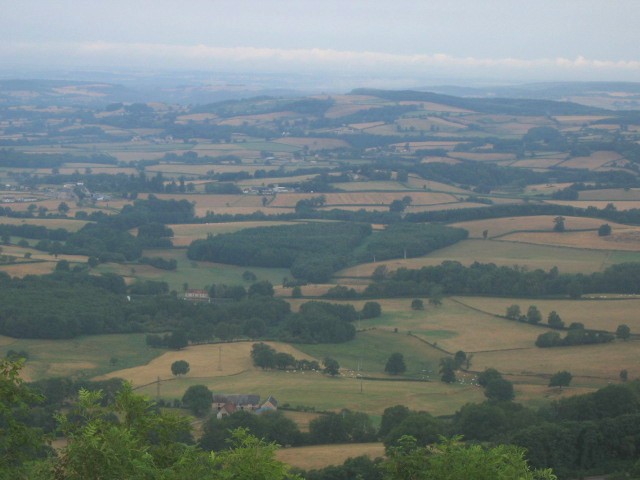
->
xmin=351 ymin=88 xmax=607 ymax=115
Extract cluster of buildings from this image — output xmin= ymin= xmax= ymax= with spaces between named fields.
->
xmin=214 ymin=394 xmax=278 ymax=419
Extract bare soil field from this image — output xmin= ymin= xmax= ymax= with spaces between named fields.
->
xmin=0 ymin=261 xmax=57 ymax=277
xmin=276 ymin=443 xmax=385 ymax=470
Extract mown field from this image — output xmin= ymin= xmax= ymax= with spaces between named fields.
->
xmin=335 ymin=238 xmax=626 ymax=279
xmin=275 ymin=443 xmax=385 ymax=470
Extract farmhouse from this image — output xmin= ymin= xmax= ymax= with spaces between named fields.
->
xmin=183 ymin=289 xmax=210 ymax=302
xmin=214 ymin=394 xmax=279 ymax=418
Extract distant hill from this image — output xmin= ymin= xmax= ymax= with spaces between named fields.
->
xmin=351 ymin=88 xmax=606 ymax=115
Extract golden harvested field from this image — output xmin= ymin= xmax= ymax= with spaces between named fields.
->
xmin=449 ymin=152 xmax=516 ymax=162
xmin=500 ymin=229 xmax=640 ymax=251
xmin=99 ymin=342 xmax=315 ymax=386
xmin=512 ymin=157 xmax=566 ymax=169
xmin=276 ymin=443 xmax=385 ymax=470
xmin=405 ymin=202 xmax=488 ymax=212
xmin=269 ymin=192 xmax=458 ymax=208
xmin=419 ymin=156 xmax=461 ymax=165
xmin=548 ymin=200 xmax=640 ymax=210
xmin=168 ymin=221 xmax=299 ymax=246
xmin=396 ymin=117 xmax=466 ymax=132
xmin=273 ymin=137 xmax=350 ymax=149
xmin=280 ymin=411 xmax=322 ymax=432
xmin=472 ymin=341 xmax=640 ymax=382
xmin=394 ymin=141 xmax=461 ymax=150
xmin=335 ymin=239 xmax=622 ymax=278
xmin=451 ymin=215 xmax=626 ymax=238
xmin=138 ymin=193 xmax=266 ymax=216
xmin=557 ymin=151 xmax=622 ymax=170
xmin=175 ymin=113 xmax=218 ymax=123
xmin=579 ymin=188 xmax=640 ymax=201
xmin=348 ymin=121 xmax=386 ymax=130
xmin=0 ymin=261 xmax=56 ymax=277
xmin=335 ymin=181 xmax=412 ymax=192
xmin=456 ymin=296 xmax=640 ymax=333
xmin=0 ymin=216 xmax=89 ymax=231
xmin=524 ymin=182 xmax=575 ymax=194
xmin=406 ymin=176 xmax=472 ymax=194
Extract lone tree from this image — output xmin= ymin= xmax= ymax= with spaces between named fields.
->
xmin=361 ymin=301 xmax=382 ymax=319
xmin=385 ymin=353 xmax=407 ymax=375
xmin=598 ymin=223 xmax=612 ymax=236
xmin=617 ymin=324 xmax=631 ymax=340
xmin=323 ymin=357 xmax=340 ymax=376
xmin=484 ymin=378 xmax=515 ymax=402
xmin=171 ymin=360 xmax=190 ymax=376
xmin=439 ymin=357 xmax=457 ymax=384
xmin=553 ymin=216 xmax=566 ymax=232
xmin=182 ymin=384 xmax=213 ymax=416
xmin=549 ymin=371 xmax=572 ymax=389
xmin=411 ymin=299 xmax=424 ymax=310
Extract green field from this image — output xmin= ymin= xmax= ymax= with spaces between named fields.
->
xmin=95 ymin=248 xmax=291 ymax=291
xmin=0 ymin=333 xmax=163 ymax=382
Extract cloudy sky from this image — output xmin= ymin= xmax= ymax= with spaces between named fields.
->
xmin=1 ymin=0 xmax=639 ymax=84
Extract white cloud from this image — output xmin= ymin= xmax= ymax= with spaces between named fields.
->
xmin=2 ymin=41 xmax=640 ymax=79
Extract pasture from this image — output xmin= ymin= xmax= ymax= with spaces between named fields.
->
xmin=275 ymin=443 xmax=385 ymax=470
xmin=96 ymin=248 xmax=290 ymax=291
xmin=0 ymin=333 xmax=161 ymax=382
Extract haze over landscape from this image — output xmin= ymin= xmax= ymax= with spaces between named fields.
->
xmin=4 ymin=2 xmax=640 ymax=479
xmin=2 ymin=0 xmax=640 ymax=87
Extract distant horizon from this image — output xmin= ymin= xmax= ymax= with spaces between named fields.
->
xmin=2 ymin=1 xmax=639 ymax=88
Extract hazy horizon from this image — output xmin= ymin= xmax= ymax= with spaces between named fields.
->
xmin=2 ymin=1 xmax=639 ymax=88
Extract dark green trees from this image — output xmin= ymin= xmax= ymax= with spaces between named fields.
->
xmin=171 ymin=360 xmax=190 ymax=376
xmin=385 ymin=353 xmax=407 ymax=375
xmin=182 ymin=384 xmax=213 ymax=416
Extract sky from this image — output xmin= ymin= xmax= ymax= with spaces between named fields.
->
xmin=1 ymin=0 xmax=639 ymax=85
